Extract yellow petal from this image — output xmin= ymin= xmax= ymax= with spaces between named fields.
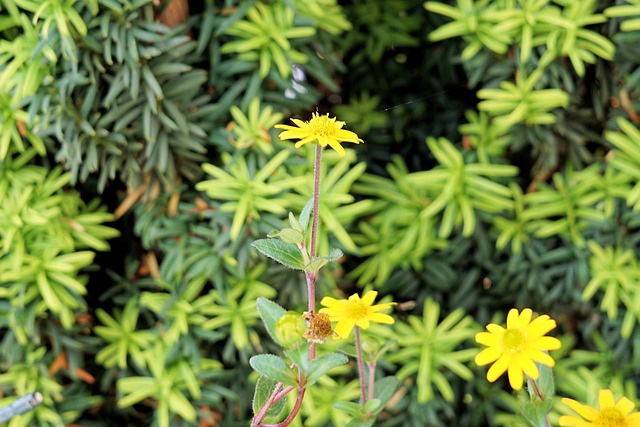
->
xmin=365 ymin=312 xmax=394 ymax=324
xmin=361 ymin=291 xmax=378 ymax=306
xmin=475 ymin=347 xmax=501 ymax=366
xmin=598 ymin=389 xmax=615 ymax=409
xmin=506 ymin=308 xmax=520 ymax=329
xmin=616 ymin=396 xmax=636 ymax=415
xmin=507 ymin=358 xmax=524 ymax=390
xmin=486 ymin=323 xmax=504 ymax=335
xmin=515 ymin=353 xmax=539 ymax=380
xmin=476 ymin=331 xmax=499 ymax=347
xmin=561 ymin=397 xmax=598 ymax=421
xmin=517 ymin=308 xmax=533 ymax=328
xmin=486 ymin=353 xmax=510 ymax=382
xmin=334 ymin=319 xmax=356 ymax=338
xmin=529 ymin=336 xmax=561 ymax=351
xmin=558 ymin=415 xmax=592 ymax=427
xmin=326 ymin=138 xmax=346 ymax=156
xmin=356 ymin=318 xmax=371 ymax=329
xmin=524 ymin=349 xmax=555 ymax=367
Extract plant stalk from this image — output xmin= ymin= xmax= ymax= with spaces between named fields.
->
xmin=306 ymin=144 xmax=322 ymax=360
xmin=354 ymin=326 xmax=367 ymax=406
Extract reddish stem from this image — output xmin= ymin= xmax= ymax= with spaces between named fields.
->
xmin=258 ymin=387 xmax=306 ymax=427
xmin=354 ymin=326 xmax=367 ymax=405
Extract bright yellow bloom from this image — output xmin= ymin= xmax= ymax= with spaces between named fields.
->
xmin=559 ymin=389 xmax=640 ymax=427
xmin=274 ymin=112 xmax=363 ymax=156
xmin=319 ymin=291 xmax=395 ymax=338
xmin=474 ymin=308 xmax=561 ymax=390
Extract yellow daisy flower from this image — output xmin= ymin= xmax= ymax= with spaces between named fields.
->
xmin=274 ymin=111 xmax=363 ymax=156
xmin=319 ymin=291 xmax=395 ymax=339
xmin=474 ymin=308 xmax=561 ymax=391
xmin=559 ymin=389 xmax=640 ymax=427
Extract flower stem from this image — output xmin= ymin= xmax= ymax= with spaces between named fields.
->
xmin=306 ymin=144 xmax=322 ymax=361
xmin=367 ymin=361 xmax=375 ymax=402
xmin=354 ymin=326 xmax=367 ymax=406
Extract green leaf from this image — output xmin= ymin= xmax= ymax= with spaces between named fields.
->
xmin=305 ymin=247 xmax=344 ymax=273
xmin=305 ymin=353 xmax=348 ymax=387
xmin=253 ymin=376 xmax=287 ymax=422
xmin=249 ymin=354 xmax=298 ymax=387
xmin=252 ymin=239 xmax=305 ymax=270
xmin=284 ymin=343 xmax=310 ymax=374
xmin=256 ymin=298 xmax=286 ymax=343
xmin=299 ymin=198 xmax=314 ymax=230
xmin=372 ymin=376 xmax=398 ymax=410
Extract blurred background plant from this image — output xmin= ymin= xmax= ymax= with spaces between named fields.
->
xmin=0 ymin=0 xmax=639 ymax=425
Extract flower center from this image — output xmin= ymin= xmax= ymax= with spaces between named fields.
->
xmin=346 ymin=301 xmax=368 ymax=320
xmin=503 ymin=328 xmax=527 ymax=353
xmin=308 ymin=113 xmax=335 ymax=137
xmin=594 ymin=407 xmax=628 ymax=427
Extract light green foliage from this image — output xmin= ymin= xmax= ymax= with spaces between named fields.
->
xmin=351 ymin=156 xmax=446 ymax=286
xmin=291 ymin=0 xmax=352 ymax=35
xmin=95 ymin=298 xmax=155 ymax=369
xmin=427 ymin=0 xmax=615 ymax=73
xmin=606 ymin=117 xmax=640 ymax=211
xmin=0 ymin=347 xmax=65 ymax=426
xmin=410 ymin=137 xmax=518 ymax=238
xmin=197 ymin=150 xmax=305 ymax=241
xmin=426 ymin=0 xmax=511 ymax=60
xmin=459 ymin=110 xmax=511 ymax=163
xmin=117 ymin=340 xmax=222 ymax=427
xmin=605 ymin=0 xmax=640 ymax=32
xmin=285 ymin=149 xmax=374 ymax=253
xmin=298 ymin=376 xmax=362 ymax=427
xmin=229 ymin=98 xmax=284 ymax=154
xmin=477 ymin=65 xmax=569 ymax=128
xmin=201 ymin=278 xmax=276 ymax=351
xmin=523 ymin=167 xmax=610 ymax=247
xmin=221 ymin=3 xmax=315 ymax=78
xmin=492 ymin=183 xmax=536 ymax=253
xmin=0 ymin=152 xmax=118 ymax=341
xmin=379 ymin=299 xmax=477 ymax=403
xmin=584 ymin=241 xmax=640 ymax=338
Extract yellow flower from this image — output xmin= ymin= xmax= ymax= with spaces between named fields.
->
xmin=319 ymin=291 xmax=395 ymax=339
xmin=274 ymin=111 xmax=363 ymax=156
xmin=559 ymin=389 xmax=640 ymax=427
xmin=474 ymin=308 xmax=561 ymax=390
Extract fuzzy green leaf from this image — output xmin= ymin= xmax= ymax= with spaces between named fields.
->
xmin=249 ymin=354 xmax=298 ymax=387
xmin=252 ymin=239 xmax=305 ymax=270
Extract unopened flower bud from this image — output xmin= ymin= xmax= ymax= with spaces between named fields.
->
xmin=362 ymin=337 xmax=381 ymax=354
xmin=274 ymin=311 xmax=306 ymax=348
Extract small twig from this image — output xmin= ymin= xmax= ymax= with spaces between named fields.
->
xmin=367 ymin=361 xmax=375 ymax=403
xmin=258 ymin=387 xmax=306 ymax=427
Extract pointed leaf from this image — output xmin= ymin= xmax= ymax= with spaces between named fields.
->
xmin=250 ymin=355 xmax=298 ymax=387
xmin=252 ymin=239 xmax=304 ymax=270
xmin=305 ymin=353 xmax=348 ymax=387
xmin=256 ymin=298 xmax=286 ymax=343
xmin=299 ymin=198 xmax=313 ymax=230
xmin=253 ymin=376 xmax=287 ymax=422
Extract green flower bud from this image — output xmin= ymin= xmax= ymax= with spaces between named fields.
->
xmin=274 ymin=311 xmax=306 ymax=348
xmin=362 ymin=337 xmax=381 ymax=355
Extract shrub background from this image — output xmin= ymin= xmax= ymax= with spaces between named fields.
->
xmin=0 ymin=0 xmax=639 ymax=426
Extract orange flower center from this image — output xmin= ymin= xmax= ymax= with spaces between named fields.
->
xmin=503 ymin=329 xmax=526 ymax=353
xmin=594 ymin=407 xmax=627 ymax=427
xmin=308 ymin=113 xmax=336 ymax=137
xmin=346 ymin=300 xmax=367 ymax=319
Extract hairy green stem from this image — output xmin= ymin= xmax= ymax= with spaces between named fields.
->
xmin=307 ymin=144 xmax=322 ymax=360
xmin=354 ymin=326 xmax=367 ymax=405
